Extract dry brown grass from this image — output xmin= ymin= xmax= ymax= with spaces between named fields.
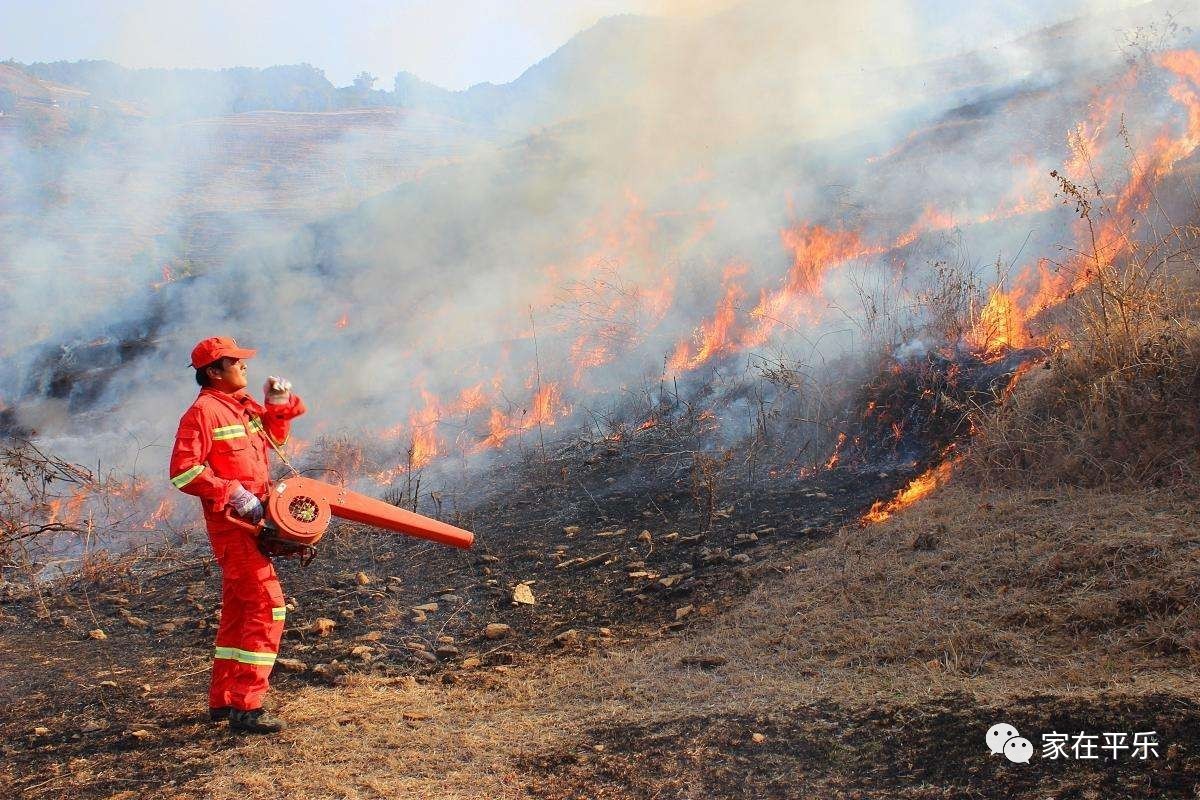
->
xmin=186 ymin=481 xmax=1200 ymax=799
xmin=967 ymin=175 xmax=1200 ymax=487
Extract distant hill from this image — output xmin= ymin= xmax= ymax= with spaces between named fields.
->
xmin=10 ymin=1 xmax=1196 ymax=135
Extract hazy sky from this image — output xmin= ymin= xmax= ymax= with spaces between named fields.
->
xmin=0 ymin=0 xmax=1139 ymax=90
xmin=0 ymin=0 xmax=738 ymax=89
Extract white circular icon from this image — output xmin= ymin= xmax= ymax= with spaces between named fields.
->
xmin=1003 ymin=736 xmax=1034 ymax=764
xmin=986 ymin=722 xmax=1019 ymax=755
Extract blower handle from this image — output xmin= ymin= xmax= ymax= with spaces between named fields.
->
xmin=222 ymin=508 xmax=265 ymax=535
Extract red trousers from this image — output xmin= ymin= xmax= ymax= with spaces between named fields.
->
xmin=207 ymin=522 xmax=286 ymax=711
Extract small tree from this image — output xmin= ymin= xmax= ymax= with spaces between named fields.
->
xmin=352 ymin=71 xmax=377 ymax=92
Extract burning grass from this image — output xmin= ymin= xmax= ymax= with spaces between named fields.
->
xmin=965 ymin=204 xmax=1200 ymax=488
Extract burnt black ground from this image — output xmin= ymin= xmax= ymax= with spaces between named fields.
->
xmin=522 ymin=693 xmax=1200 ymax=799
xmin=0 ymin=459 xmax=910 ymax=799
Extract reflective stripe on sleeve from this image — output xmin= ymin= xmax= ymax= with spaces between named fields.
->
xmin=170 ymin=464 xmax=205 ymax=488
xmin=213 ymin=646 xmax=277 ymax=667
xmin=247 ymin=418 xmax=264 ymax=434
xmin=272 ymin=606 xmax=286 ymax=621
xmin=212 ymin=424 xmax=247 ymax=440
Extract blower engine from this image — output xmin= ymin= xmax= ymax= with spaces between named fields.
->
xmin=223 ymin=475 xmax=473 ymax=564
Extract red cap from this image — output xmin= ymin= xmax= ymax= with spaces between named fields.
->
xmin=189 ymin=336 xmax=257 ymax=368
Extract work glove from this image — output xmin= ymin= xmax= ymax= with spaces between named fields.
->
xmin=229 ymin=483 xmax=264 ymax=523
xmin=263 ymin=376 xmax=292 ymax=405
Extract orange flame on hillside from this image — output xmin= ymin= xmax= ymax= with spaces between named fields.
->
xmin=966 ymin=286 xmax=1030 ymax=359
xmin=141 ymin=498 xmax=174 ymax=530
xmin=668 ymin=262 xmax=747 ymax=372
xmin=863 ymin=454 xmax=960 ymax=523
xmin=480 ymin=382 xmax=569 ymax=450
xmin=348 ymin=51 xmax=1200 ymax=488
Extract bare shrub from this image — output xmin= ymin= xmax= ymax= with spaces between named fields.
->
xmin=0 ymin=440 xmax=94 ymax=582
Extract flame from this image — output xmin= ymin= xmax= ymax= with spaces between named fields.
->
xmin=823 ymin=432 xmax=847 ymax=470
xmin=46 ymin=491 xmax=87 ymax=526
xmin=668 ymin=262 xmax=747 ymax=372
xmin=965 ymin=286 xmax=1030 ymax=359
xmin=894 ymin=204 xmax=959 ymax=248
xmin=479 ymin=382 xmax=569 ymax=450
xmin=863 ymin=455 xmax=960 ymax=523
xmin=343 ymin=52 xmax=1200 ymax=485
xmin=141 ymin=498 xmax=174 ymax=530
xmin=335 ymin=313 xmax=349 ymax=329
xmin=150 ymin=264 xmax=174 ymax=290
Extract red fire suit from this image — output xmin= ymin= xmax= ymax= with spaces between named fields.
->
xmin=168 ymin=387 xmax=306 ymax=712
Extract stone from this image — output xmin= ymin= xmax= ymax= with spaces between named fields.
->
xmin=485 ymin=623 xmax=511 ymax=640
xmin=129 ymin=729 xmax=154 ymax=740
xmin=461 ymin=657 xmax=482 ymax=669
xmin=675 ymin=605 xmax=694 ymax=620
xmin=553 ymin=629 xmax=579 ymax=648
xmin=437 ymin=594 xmax=461 ymax=604
xmin=679 ymin=654 xmax=727 ymax=669
xmin=275 ymin=658 xmax=308 ymax=673
xmin=413 ymin=650 xmax=437 ymax=664
xmin=512 ymin=583 xmax=535 ymax=605
xmin=339 ymin=609 xmax=356 ymax=620
xmin=563 ymin=526 xmax=580 ymax=536
xmin=350 ymin=646 xmax=374 ymax=661
xmin=436 ymin=635 xmax=455 ymax=644
xmin=33 ymin=727 xmax=50 ymax=737
xmin=435 ymin=645 xmax=460 ymax=659
xmin=598 ymin=627 xmax=613 ymax=637
xmin=154 ymin=623 xmax=176 ymax=635
xmin=638 ymin=530 xmax=652 ymax=543
xmin=355 ymin=572 xmax=372 ymax=586
xmin=312 ymin=618 xmax=336 ymax=636
xmin=751 ymin=733 xmax=766 ymax=744
xmin=88 ymin=629 xmax=107 ymax=641
xmin=99 ymin=680 xmax=118 ymax=689
xmin=412 ymin=603 xmax=439 ymax=613
xmin=124 ymin=616 xmax=148 ymax=629
xmin=411 ymin=610 xmax=428 ymax=623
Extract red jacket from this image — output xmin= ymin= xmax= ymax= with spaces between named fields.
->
xmin=169 ymin=388 xmax=306 ymax=518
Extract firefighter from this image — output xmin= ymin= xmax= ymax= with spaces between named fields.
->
xmin=168 ymin=337 xmax=306 ymax=734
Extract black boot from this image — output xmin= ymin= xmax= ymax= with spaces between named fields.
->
xmin=209 ymin=706 xmax=232 ymax=722
xmin=228 ymin=708 xmax=285 ymax=734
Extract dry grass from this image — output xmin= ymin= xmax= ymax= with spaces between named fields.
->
xmin=967 ymin=177 xmax=1200 ymax=487
xmin=187 ymin=480 xmax=1200 ymax=799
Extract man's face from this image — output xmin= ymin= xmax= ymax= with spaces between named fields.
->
xmin=208 ymin=357 xmax=249 ymax=392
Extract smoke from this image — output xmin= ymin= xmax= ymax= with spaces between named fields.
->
xmin=1 ymin=0 xmax=1198 ymax=518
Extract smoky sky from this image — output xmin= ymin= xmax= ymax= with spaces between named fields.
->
xmin=0 ymin=0 xmax=1196 ymax=507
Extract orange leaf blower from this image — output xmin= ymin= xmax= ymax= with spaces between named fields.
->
xmin=223 ymin=475 xmax=473 ymax=563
